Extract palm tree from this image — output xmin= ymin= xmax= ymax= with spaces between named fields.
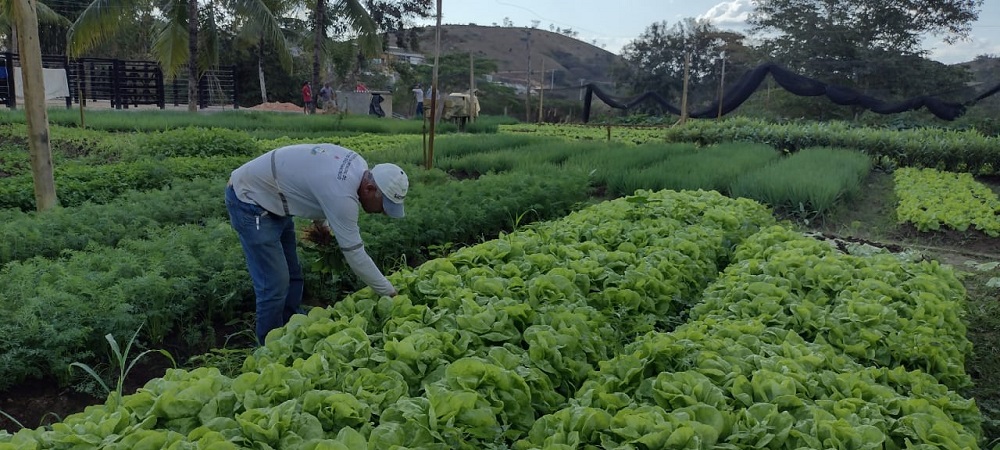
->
xmin=310 ymin=0 xmax=379 ymax=112
xmin=67 ymin=0 xmax=291 ymax=111
xmin=230 ymin=0 xmax=299 ymax=103
xmin=0 ymin=0 xmax=70 ymax=51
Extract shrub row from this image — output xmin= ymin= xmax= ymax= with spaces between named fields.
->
xmin=660 ymin=117 xmax=1000 ymax=175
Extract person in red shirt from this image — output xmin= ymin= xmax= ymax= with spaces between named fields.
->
xmin=301 ymin=81 xmax=313 ymax=114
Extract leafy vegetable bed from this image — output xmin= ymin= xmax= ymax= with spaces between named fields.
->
xmin=895 ymin=167 xmax=1000 ymax=237
xmin=1 ymin=189 xmax=983 ymax=449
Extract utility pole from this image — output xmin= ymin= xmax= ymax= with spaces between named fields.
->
xmin=717 ymin=51 xmax=726 ymax=119
xmin=524 ymin=28 xmax=532 ymax=123
xmin=426 ymin=0 xmax=442 ymax=169
xmin=12 ymin=0 xmax=57 ymax=210
xmin=468 ymin=50 xmax=475 ymax=123
xmin=537 ymin=59 xmax=544 ymax=123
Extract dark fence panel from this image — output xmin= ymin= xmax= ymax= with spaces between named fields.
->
xmin=0 ymin=53 xmax=236 ymax=110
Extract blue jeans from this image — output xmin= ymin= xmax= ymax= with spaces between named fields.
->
xmin=225 ymin=184 xmax=303 ymax=344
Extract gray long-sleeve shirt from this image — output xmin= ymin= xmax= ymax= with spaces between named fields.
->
xmin=229 ymin=143 xmax=395 ymax=295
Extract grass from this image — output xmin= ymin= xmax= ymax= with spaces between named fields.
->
xmin=0 ymin=109 xmax=474 ymax=136
xmin=962 ymin=262 xmax=1000 ymax=446
xmin=804 ymin=169 xmax=1000 ymax=446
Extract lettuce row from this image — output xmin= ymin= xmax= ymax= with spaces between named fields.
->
xmin=517 ymin=226 xmax=980 ymax=449
xmin=690 ymin=225 xmax=972 ymax=390
xmin=0 ymin=189 xmax=983 ymax=449
xmin=894 ymin=167 xmax=1000 ymax=237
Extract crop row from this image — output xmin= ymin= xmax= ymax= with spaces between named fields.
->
xmin=1 ymin=190 xmax=982 ymax=449
xmin=0 ymin=178 xmax=227 ymax=265
xmin=502 ymin=118 xmax=1000 ymax=175
xmin=0 ymin=170 xmax=591 ymax=391
xmin=894 ymin=167 xmax=1000 ymax=237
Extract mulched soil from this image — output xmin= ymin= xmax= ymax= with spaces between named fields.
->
xmin=246 ymin=101 xmax=304 ymax=113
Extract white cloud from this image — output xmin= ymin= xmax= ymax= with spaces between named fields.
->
xmin=698 ymin=0 xmax=754 ymax=31
xmin=925 ymin=36 xmax=1000 ymax=64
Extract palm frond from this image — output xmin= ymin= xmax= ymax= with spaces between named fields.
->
xmin=225 ymin=0 xmax=292 ymax=70
xmin=331 ymin=0 xmax=378 ymax=55
xmin=36 ymin=2 xmax=72 ymax=27
xmin=198 ymin=2 xmax=219 ymax=72
xmin=66 ymin=0 xmax=142 ymax=56
xmin=151 ymin=18 xmax=189 ymax=79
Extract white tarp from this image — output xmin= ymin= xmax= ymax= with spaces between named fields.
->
xmin=13 ymin=67 xmax=71 ymax=100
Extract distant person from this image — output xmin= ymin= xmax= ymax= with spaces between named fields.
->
xmin=319 ymin=83 xmax=332 ymax=111
xmin=355 ymin=82 xmax=368 ymax=92
xmin=424 ymin=85 xmax=438 ymax=119
xmin=412 ymin=84 xmax=424 ymax=118
xmin=301 ymin=81 xmax=313 ymax=114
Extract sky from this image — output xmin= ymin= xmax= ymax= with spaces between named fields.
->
xmin=417 ymin=0 xmax=1000 ymax=65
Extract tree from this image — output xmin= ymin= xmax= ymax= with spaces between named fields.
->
xmin=311 ymin=0 xmax=376 ymax=113
xmin=9 ymin=0 xmax=58 ymax=211
xmin=68 ymin=0 xmax=291 ymax=111
xmin=0 ymin=0 xmax=70 ymax=52
xmin=308 ymin=0 xmax=431 ymax=112
xmin=613 ymin=18 xmax=751 ymax=114
xmin=408 ymin=52 xmax=497 ymax=93
xmin=748 ymin=0 xmax=982 ymax=97
xmin=226 ymin=0 xmax=297 ymax=103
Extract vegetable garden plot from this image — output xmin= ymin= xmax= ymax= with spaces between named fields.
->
xmin=894 ymin=167 xmax=1000 ymax=237
xmin=0 ymin=169 xmax=591 ymax=392
xmin=1 ymin=189 xmax=985 ymax=448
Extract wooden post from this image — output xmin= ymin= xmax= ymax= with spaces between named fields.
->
xmin=679 ymin=52 xmax=691 ymax=125
xmin=524 ymin=28 xmax=531 ymax=123
xmin=425 ymin=0 xmax=442 ymax=170
xmin=12 ymin=0 xmax=57 ymax=211
xmin=537 ymin=59 xmax=544 ymax=123
xmin=717 ymin=51 xmax=726 ymax=119
xmin=77 ymin=64 xmax=85 ymax=128
xmin=469 ymin=50 xmax=475 ymax=122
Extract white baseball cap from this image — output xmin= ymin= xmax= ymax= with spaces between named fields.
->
xmin=371 ymin=163 xmax=408 ymax=218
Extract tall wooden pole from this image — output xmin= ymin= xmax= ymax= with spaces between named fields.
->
xmin=523 ymin=29 xmax=531 ymax=123
xmin=679 ymin=52 xmax=691 ymax=125
xmin=187 ymin=0 xmax=199 ymax=111
xmin=717 ymin=51 xmax=726 ymax=119
xmin=77 ymin=67 xmax=85 ymax=129
xmin=469 ymin=50 xmax=475 ymax=122
xmin=12 ymin=0 xmax=57 ymax=210
xmin=425 ymin=0 xmax=442 ymax=170
xmin=537 ymin=59 xmax=544 ymax=123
